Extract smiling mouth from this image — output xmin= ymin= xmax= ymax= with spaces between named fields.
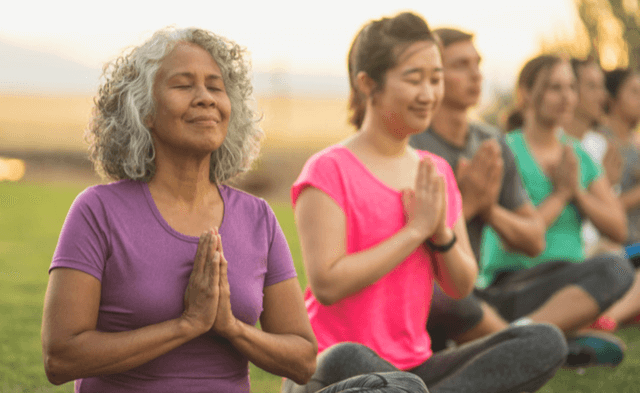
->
xmin=187 ymin=116 xmax=220 ymax=125
xmin=410 ymin=107 xmax=431 ymax=117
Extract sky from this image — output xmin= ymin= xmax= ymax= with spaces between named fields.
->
xmin=1 ymin=0 xmax=581 ymax=96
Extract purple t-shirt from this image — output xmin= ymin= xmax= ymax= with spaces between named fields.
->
xmin=50 ymin=180 xmax=297 ymax=393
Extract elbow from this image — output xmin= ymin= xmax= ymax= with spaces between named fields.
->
xmin=608 ymin=214 xmax=628 ymax=245
xmin=444 ymin=287 xmax=472 ymax=300
xmin=524 ymin=236 xmax=546 ymax=258
xmin=309 ymin=278 xmax=342 ymax=306
xmin=291 ymin=354 xmax=317 ymax=385
xmin=441 ymin=277 xmax=476 ymax=300
xmin=43 ymin=352 xmax=74 ymax=386
xmin=453 ymin=281 xmax=475 ymax=300
xmin=312 ymin=290 xmax=338 ymax=306
xmin=288 ymin=339 xmax=318 ymax=385
xmin=612 ymin=226 xmax=628 ymax=245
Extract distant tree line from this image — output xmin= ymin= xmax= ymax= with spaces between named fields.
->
xmin=555 ymin=0 xmax=640 ymax=70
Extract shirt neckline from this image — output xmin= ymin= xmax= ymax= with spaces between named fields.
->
xmin=512 ymin=130 xmax=553 ymax=185
xmin=141 ymin=181 xmax=227 ymax=243
xmin=333 ymin=145 xmax=415 ymax=195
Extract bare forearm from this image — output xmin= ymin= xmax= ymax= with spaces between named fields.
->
xmin=226 ymin=322 xmax=316 ymax=385
xmin=575 ymin=190 xmax=627 ymax=243
xmin=537 ymin=191 xmax=570 ymax=229
xmin=44 ymin=318 xmax=199 ymax=385
xmin=621 ymin=186 xmax=640 ymax=211
xmin=310 ymin=226 xmax=425 ymax=305
xmin=430 ymin=227 xmax=477 ymax=299
xmin=484 ymin=205 xmax=545 ymax=257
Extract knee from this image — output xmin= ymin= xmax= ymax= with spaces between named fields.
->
xmin=318 ymin=372 xmax=428 ymax=393
xmin=315 ymin=342 xmax=389 ymax=380
xmin=510 ymin=324 xmax=568 ymax=364
xmin=601 ymin=254 xmax=634 ymax=299
xmin=318 ymin=342 xmax=374 ymax=366
xmin=377 ymin=372 xmax=429 ymax=393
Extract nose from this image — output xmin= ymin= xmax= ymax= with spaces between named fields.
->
xmin=193 ymin=84 xmax=216 ymax=107
xmin=418 ymin=83 xmax=437 ymax=104
xmin=471 ymin=64 xmax=482 ymax=81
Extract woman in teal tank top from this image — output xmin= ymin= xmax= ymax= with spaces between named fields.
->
xmin=477 ymin=55 xmax=634 ymax=367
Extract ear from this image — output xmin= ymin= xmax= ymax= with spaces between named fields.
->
xmin=355 ymin=71 xmax=377 ymax=99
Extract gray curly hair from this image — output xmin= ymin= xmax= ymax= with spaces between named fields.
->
xmin=87 ymin=27 xmax=263 ymax=183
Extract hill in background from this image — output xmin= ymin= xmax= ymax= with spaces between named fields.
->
xmin=0 ymin=39 xmax=349 ymax=97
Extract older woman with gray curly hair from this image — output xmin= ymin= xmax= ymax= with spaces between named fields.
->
xmin=41 ymin=27 xmax=317 ymax=393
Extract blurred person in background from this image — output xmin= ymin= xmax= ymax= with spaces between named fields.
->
xmin=479 ymin=54 xmax=633 ymax=368
xmin=587 ymin=68 xmax=640 ymax=331
xmin=283 ymin=12 xmax=566 ymax=393
xmin=409 ymin=28 xmax=546 ymax=352
xmin=564 ymin=58 xmax=624 ymax=257
xmin=41 ymin=27 xmax=317 ymax=393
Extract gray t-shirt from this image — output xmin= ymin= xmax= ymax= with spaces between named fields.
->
xmin=409 ymin=123 xmax=530 ymax=262
xmin=601 ymin=126 xmax=640 ymax=245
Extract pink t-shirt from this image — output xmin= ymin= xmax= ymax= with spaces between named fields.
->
xmin=291 ymin=145 xmax=462 ymax=370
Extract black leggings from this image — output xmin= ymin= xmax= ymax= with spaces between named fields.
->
xmin=477 ymin=253 xmax=634 ymax=322
xmin=282 ymin=324 xmax=567 ymax=393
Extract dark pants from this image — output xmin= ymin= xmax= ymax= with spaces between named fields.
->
xmin=282 ymin=324 xmax=567 ymax=393
xmin=477 ymin=253 xmax=634 ymax=322
xmin=427 ymin=284 xmax=484 ymax=352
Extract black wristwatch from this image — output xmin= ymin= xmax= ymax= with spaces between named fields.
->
xmin=426 ymin=232 xmax=457 ymax=253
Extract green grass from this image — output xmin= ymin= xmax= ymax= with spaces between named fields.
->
xmin=1 ymin=181 xmax=640 ymax=392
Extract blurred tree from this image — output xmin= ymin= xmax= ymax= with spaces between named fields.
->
xmin=573 ymin=0 xmax=640 ymax=70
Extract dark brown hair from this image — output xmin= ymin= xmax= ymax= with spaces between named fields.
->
xmin=433 ymin=28 xmax=473 ymax=49
xmin=348 ymin=12 xmax=438 ymax=129
xmin=605 ymin=68 xmax=636 ymax=100
xmin=570 ymin=57 xmax=598 ymax=82
xmin=506 ymin=54 xmax=563 ymax=131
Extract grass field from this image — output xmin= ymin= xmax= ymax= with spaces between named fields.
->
xmin=0 ymin=94 xmax=354 ymax=154
xmin=2 ymin=180 xmax=640 ymax=392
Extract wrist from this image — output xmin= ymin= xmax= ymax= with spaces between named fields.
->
xmin=479 ymin=203 xmax=496 ymax=222
xmin=430 ymin=226 xmax=454 ymax=246
xmin=461 ymin=194 xmax=480 ymax=221
xmin=222 ymin=319 xmax=244 ymax=342
xmin=177 ymin=316 xmax=206 ymax=340
xmin=405 ymin=222 xmax=430 ymax=243
xmin=427 ymin=227 xmax=457 ymax=253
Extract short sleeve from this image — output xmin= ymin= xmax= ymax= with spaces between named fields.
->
xmin=291 ymin=148 xmax=346 ymax=210
xmin=498 ymin=136 xmax=530 ymax=211
xmin=575 ymin=142 xmax=602 ymax=188
xmin=263 ymin=201 xmax=297 ymax=287
xmin=581 ymin=132 xmax=608 ymax=165
xmin=50 ymin=187 xmax=110 ymax=281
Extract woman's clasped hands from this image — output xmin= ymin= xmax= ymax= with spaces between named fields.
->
xmin=550 ymin=144 xmax=580 ymax=200
xmin=402 ymin=157 xmax=449 ymax=242
xmin=181 ymin=228 xmax=239 ymax=339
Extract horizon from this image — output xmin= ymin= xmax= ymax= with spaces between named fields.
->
xmin=1 ymin=0 xmax=581 ymax=99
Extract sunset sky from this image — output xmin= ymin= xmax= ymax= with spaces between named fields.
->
xmin=2 ymin=0 xmax=580 ymax=95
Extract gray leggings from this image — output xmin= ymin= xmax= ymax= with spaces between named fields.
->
xmin=477 ymin=253 xmax=634 ymax=322
xmin=282 ymin=324 xmax=567 ymax=393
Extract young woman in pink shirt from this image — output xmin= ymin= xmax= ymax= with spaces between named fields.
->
xmin=283 ymin=12 xmax=567 ymax=393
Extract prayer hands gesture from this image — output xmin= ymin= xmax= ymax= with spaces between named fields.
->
xmin=456 ymin=139 xmax=504 ymax=219
xmin=402 ymin=157 xmax=448 ymax=240
xmin=550 ymin=144 xmax=579 ymax=199
xmin=181 ymin=229 xmax=238 ymax=338
xmin=209 ymin=230 xmax=239 ymax=338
